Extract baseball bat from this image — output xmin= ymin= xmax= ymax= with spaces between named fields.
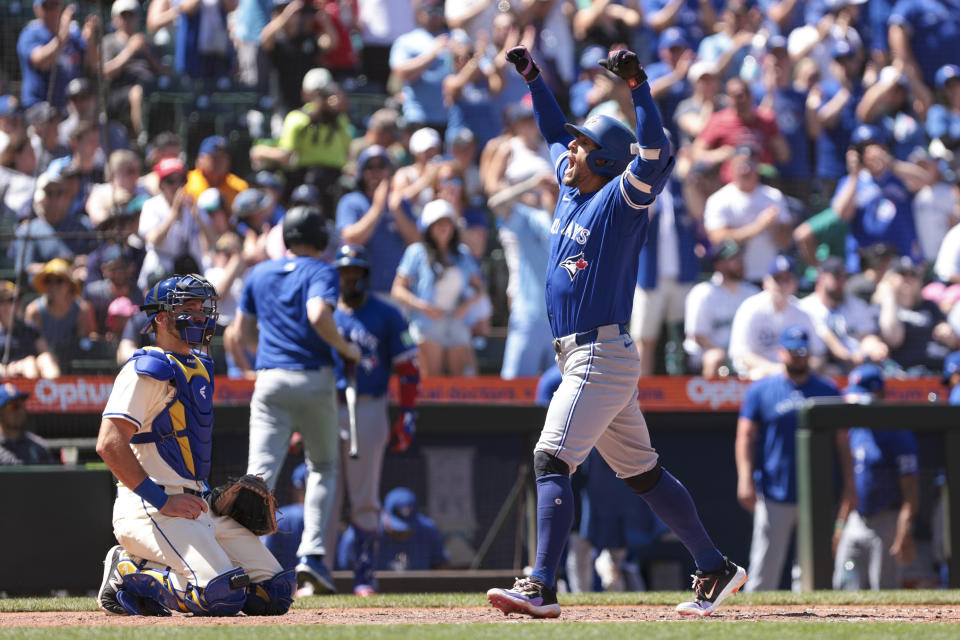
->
xmin=345 ymin=374 xmax=359 ymax=459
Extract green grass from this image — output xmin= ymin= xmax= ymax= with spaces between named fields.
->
xmin=2 ymin=590 xmax=959 ymax=612
xmin=1 ymin=623 xmax=960 ymax=640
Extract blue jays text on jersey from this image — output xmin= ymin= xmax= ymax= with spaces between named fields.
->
xmin=333 ymin=296 xmax=417 ymax=397
xmin=524 ymin=75 xmax=674 ymax=338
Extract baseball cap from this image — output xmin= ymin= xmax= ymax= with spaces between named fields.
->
xmin=768 ymin=254 xmax=796 ymax=277
xmin=197 ymin=135 xmax=228 ymax=156
xmin=817 ymin=255 xmax=846 ymax=276
xmin=850 ymin=123 xmax=889 ymax=147
xmin=383 ymin=487 xmax=418 ymax=533
xmin=291 ymin=462 xmax=308 ymax=490
xmin=154 ymin=157 xmax=186 ymax=181
xmin=252 ymin=170 xmax=283 ymax=191
xmin=67 ymin=77 xmax=91 ymax=99
xmin=197 ymin=187 xmax=225 ymax=213
xmin=891 ymin=255 xmax=922 ymax=277
xmin=357 ymin=144 xmax=393 ymax=173
xmin=111 ymin=0 xmax=140 ymax=16
xmin=845 ymin=363 xmax=884 ymax=396
xmin=688 ymin=60 xmax=718 ymax=83
xmin=448 ymin=128 xmax=475 ymax=150
xmin=659 ymin=26 xmax=689 ymax=50
xmin=708 ymin=240 xmax=742 ymax=262
xmin=0 ymin=95 xmax=21 ymax=118
xmin=302 ymin=67 xmax=337 ymax=94
xmin=419 ymin=199 xmax=457 ymax=232
xmin=766 ymin=34 xmax=788 ymax=53
xmin=831 ymin=39 xmax=856 ymax=59
xmin=936 ymin=64 xmax=960 ymax=90
xmin=942 ymin=351 xmax=960 ymax=385
xmin=580 ymin=45 xmax=607 ymax=71
xmin=779 ymin=325 xmax=810 ymax=354
xmin=289 ymin=183 xmax=320 ymax=205
xmin=0 ymin=382 xmax=29 ymax=409
xmin=232 ymin=188 xmax=270 ymax=218
xmin=409 ymin=127 xmax=442 ymax=155
xmin=107 ymin=295 xmax=139 ymax=319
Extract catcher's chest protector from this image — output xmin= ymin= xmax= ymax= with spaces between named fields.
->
xmin=128 ymin=347 xmax=215 ymax=482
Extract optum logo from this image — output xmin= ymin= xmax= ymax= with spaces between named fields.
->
xmin=33 ymin=379 xmax=114 ymax=411
xmin=685 ymin=377 xmax=749 ymax=409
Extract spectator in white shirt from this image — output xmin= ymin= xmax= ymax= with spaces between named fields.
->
xmin=703 ymin=145 xmax=792 ymax=283
xmin=797 ymin=256 xmax=889 ymax=375
xmin=684 ymin=240 xmax=760 ymax=377
xmin=729 ymin=254 xmax=825 ymax=379
xmin=934 ymin=213 xmax=960 ymax=284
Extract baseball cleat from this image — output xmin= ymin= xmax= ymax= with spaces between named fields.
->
xmin=676 ymin=557 xmax=747 ymax=617
xmin=295 ymin=555 xmax=337 ymax=594
xmin=98 ymin=545 xmax=129 ymax=615
xmin=486 ymin=577 xmax=561 ymax=618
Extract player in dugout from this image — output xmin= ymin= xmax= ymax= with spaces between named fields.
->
xmin=95 ymin=274 xmax=294 ymax=616
xmin=485 ymin=45 xmax=746 ymax=619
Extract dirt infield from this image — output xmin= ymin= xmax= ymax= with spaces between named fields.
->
xmin=5 ymin=605 xmax=960 ymax=626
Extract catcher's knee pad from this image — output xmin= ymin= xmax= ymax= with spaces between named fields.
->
xmin=180 ymin=567 xmax=249 ymax=616
xmin=118 ymin=562 xmax=181 ymax=615
xmin=242 ymin=568 xmax=296 ymax=616
xmin=534 ymin=450 xmax=570 ymax=478
xmin=623 ymin=462 xmax=663 ymax=495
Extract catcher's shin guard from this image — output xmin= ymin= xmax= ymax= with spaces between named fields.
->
xmin=117 ymin=562 xmax=181 ymax=615
xmin=243 ymin=568 xmax=296 ymax=615
xmin=180 ymin=567 xmax=250 ymax=616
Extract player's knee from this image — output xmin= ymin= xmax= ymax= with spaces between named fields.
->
xmin=534 ymin=450 xmax=571 ymax=478
xmin=623 ymin=462 xmax=663 ymax=495
xmin=242 ymin=569 xmax=295 ymax=616
xmin=183 ymin=567 xmax=249 ymax=616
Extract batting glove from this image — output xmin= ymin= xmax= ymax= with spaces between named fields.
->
xmin=389 ymin=409 xmax=416 ymax=453
xmin=505 ymin=46 xmax=540 ymax=82
xmin=599 ymin=49 xmax=648 ymax=89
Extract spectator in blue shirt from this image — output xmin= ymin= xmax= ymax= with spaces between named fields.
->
xmin=17 ymin=0 xmax=99 ymax=109
xmin=888 ymin=0 xmax=960 ymax=93
xmin=336 ymin=487 xmax=449 ymax=572
xmin=443 ymin=29 xmax=504 ymax=154
xmin=696 ymin=0 xmax=763 ymax=81
xmin=644 ymin=0 xmax=718 ymax=51
xmin=736 ymin=325 xmax=850 ymax=590
xmin=926 ymin=64 xmax=960 ymax=149
xmin=834 ymin=364 xmax=919 ymax=590
xmin=392 ymin=200 xmax=485 ymax=376
xmin=147 ymin=0 xmax=238 ymax=79
xmin=336 ymin=146 xmax=420 ymax=296
xmin=831 ymin=124 xmax=920 ymax=273
xmin=856 ymin=65 xmax=930 ymax=161
xmin=569 ymin=46 xmax=611 ymax=121
xmin=646 ymin=28 xmax=695 ymax=145
xmin=389 ymin=0 xmax=453 ymax=133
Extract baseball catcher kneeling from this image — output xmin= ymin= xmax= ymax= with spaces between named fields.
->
xmin=95 ymin=274 xmax=294 ymax=616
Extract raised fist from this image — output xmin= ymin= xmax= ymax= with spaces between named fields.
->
xmin=505 ymin=46 xmax=540 ymax=82
xmin=599 ymin=49 xmax=647 ymax=88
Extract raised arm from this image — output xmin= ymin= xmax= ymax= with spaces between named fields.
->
xmin=505 ymin=46 xmax=572 ymax=157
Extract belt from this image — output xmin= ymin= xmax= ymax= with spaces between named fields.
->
xmin=553 ymin=323 xmax=628 ymax=355
xmin=164 ymin=486 xmax=207 ymax=498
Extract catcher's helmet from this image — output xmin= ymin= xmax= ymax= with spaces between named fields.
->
xmin=141 ymin=273 xmax=219 ymax=346
xmin=564 ymin=114 xmax=637 ymax=178
xmin=283 ymin=205 xmax=329 ymax=251
xmin=333 ymin=244 xmax=370 ymax=271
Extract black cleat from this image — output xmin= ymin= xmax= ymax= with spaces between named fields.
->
xmin=676 ymin=556 xmax=747 ymax=617
xmin=486 ymin=577 xmax=561 ymax=618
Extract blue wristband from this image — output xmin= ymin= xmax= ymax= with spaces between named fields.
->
xmin=133 ymin=477 xmax=169 ymax=510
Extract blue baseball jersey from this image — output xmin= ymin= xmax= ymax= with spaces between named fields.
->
xmin=336 ymin=519 xmax=449 ymax=571
xmin=526 ymin=76 xmax=671 ymax=338
xmin=239 ymin=256 xmax=339 ymax=370
xmin=950 ymin=384 xmax=960 ymax=405
xmin=848 ymin=428 xmax=919 ymax=516
xmin=888 ymin=0 xmax=960 ymax=88
xmin=837 ymin=170 xmax=920 ymax=272
xmin=816 ymin=78 xmax=864 ymax=180
xmin=333 ymin=296 xmax=417 ymax=396
xmin=740 ymin=373 xmax=840 ymax=503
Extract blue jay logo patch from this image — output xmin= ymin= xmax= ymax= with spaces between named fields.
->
xmin=560 ymin=253 xmax=589 ymax=281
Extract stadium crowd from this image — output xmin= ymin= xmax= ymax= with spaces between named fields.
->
xmin=1 ymin=0 xmax=959 ymax=381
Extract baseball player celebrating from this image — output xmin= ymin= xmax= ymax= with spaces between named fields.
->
xmin=235 ymin=206 xmax=362 ymax=595
xmin=486 ymin=46 xmax=746 ymax=619
xmin=96 ymin=274 xmax=294 ymax=617
xmin=331 ymin=244 xmax=420 ymax=596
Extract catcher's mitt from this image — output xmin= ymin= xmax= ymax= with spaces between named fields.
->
xmin=209 ymin=474 xmax=278 ymax=535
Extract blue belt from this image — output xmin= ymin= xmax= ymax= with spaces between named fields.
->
xmin=553 ymin=324 xmax=628 ymax=354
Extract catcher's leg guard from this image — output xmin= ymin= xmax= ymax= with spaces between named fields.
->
xmin=180 ymin=567 xmax=250 ymax=616
xmin=242 ymin=568 xmax=296 ymax=616
xmin=117 ymin=561 xmax=181 ymax=615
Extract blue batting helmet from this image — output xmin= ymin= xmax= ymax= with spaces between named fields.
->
xmin=141 ymin=273 xmax=219 ymax=346
xmin=333 ymin=244 xmax=370 ymax=271
xmin=564 ymin=114 xmax=637 ymax=178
